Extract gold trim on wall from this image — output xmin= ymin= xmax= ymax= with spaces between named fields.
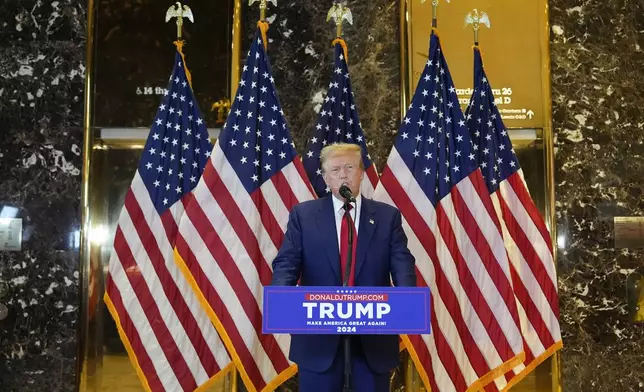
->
xmin=79 ymin=0 xmax=97 ymax=389
xmin=537 ymin=0 xmax=563 ymax=389
xmin=399 ymin=0 xmax=412 ymax=122
xmin=539 ymin=0 xmax=556 ymax=265
xmin=230 ymin=0 xmax=243 ymax=101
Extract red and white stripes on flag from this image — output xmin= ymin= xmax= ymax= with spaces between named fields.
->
xmin=361 ymin=165 xmax=380 ymax=198
xmin=104 ymin=173 xmax=233 ymax=392
xmin=487 ymin=170 xmax=562 ymax=391
xmin=174 ymin=142 xmax=315 ymax=391
xmin=464 ymin=44 xmax=562 ymax=391
xmin=373 ymin=148 xmax=526 ymax=392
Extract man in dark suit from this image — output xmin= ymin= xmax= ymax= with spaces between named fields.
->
xmin=271 ymin=143 xmax=417 ymax=392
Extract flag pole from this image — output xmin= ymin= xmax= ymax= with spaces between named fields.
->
xmin=232 ymin=0 xmax=256 ymax=380
xmin=419 ymin=0 xmax=450 ymax=29
xmin=327 ymin=2 xmax=352 ymax=62
xmin=432 ymin=0 xmax=438 ymax=28
xmin=166 ymin=2 xmax=195 ymax=87
xmin=326 ymin=6 xmax=357 ymax=390
xmin=249 ymin=0 xmax=277 ymax=23
xmin=464 ymin=8 xmax=491 ymax=47
xmin=165 ymin=1 xmax=194 ymax=40
xmin=249 ymin=0 xmax=275 ymax=52
xmin=327 ymin=2 xmax=353 ymax=39
xmin=231 ymin=368 xmax=239 ymax=392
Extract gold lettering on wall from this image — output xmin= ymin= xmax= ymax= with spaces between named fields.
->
xmin=408 ymin=0 xmax=547 ymax=128
xmin=614 ymin=216 xmax=644 ymax=248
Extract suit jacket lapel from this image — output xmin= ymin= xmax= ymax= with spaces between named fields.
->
xmin=355 ymin=197 xmax=376 ymax=280
xmin=316 ymin=196 xmax=341 ymax=281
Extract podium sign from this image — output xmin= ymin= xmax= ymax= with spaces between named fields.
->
xmin=263 ymin=286 xmax=431 ymax=335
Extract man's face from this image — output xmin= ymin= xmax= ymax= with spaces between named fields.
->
xmin=322 ymin=151 xmax=364 ymax=199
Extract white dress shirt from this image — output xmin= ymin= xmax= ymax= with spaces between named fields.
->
xmin=332 ymin=193 xmax=361 ymax=249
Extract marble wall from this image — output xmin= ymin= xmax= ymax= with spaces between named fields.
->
xmin=550 ymin=0 xmax=644 ymax=391
xmin=0 ymin=1 xmax=86 ymax=390
xmin=1 ymin=0 xmax=643 ymax=391
xmin=241 ymin=0 xmax=402 ymax=169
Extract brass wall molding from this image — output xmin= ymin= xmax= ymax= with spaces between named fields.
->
xmin=78 ymin=0 xmax=97 ymax=389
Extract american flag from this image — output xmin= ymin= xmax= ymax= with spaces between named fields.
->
xmin=104 ymin=48 xmax=232 ymax=391
xmin=465 ymin=45 xmax=562 ymax=391
xmin=301 ymin=40 xmax=379 ymax=198
xmin=173 ymin=27 xmax=315 ymax=392
xmin=372 ymin=31 xmax=525 ymax=391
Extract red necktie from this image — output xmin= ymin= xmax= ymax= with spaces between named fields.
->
xmin=340 ymin=204 xmax=358 ymax=286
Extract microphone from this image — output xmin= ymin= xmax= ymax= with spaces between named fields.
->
xmin=339 ymin=184 xmax=355 ymax=202
xmin=338 ymin=183 xmax=355 ymax=392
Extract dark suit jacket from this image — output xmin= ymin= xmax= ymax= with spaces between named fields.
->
xmin=270 ymin=195 xmax=416 ymax=373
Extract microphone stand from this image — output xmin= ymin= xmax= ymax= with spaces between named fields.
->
xmin=342 ymin=198 xmax=354 ymax=392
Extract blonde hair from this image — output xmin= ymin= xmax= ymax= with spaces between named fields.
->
xmin=320 ymin=143 xmax=364 ymax=172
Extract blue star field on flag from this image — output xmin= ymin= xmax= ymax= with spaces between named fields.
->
xmin=394 ymin=32 xmax=476 ymax=205
xmin=139 ymin=50 xmax=213 ymax=214
xmin=217 ymin=28 xmax=298 ymax=194
xmin=302 ymin=42 xmax=374 ymax=197
xmin=465 ymin=47 xmax=521 ymax=194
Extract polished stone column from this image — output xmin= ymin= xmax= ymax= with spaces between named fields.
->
xmin=0 ymin=1 xmax=86 ymax=391
xmin=550 ymin=1 xmax=644 ymax=390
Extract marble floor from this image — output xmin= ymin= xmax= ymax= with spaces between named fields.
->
xmin=408 ymin=369 xmax=544 ymax=392
xmin=100 ymin=355 xmax=549 ymax=392
xmin=101 ymin=355 xmax=228 ymax=391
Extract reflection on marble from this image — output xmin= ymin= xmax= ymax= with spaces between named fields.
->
xmin=550 ymin=0 xmax=644 ymax=391
xmin=94 ymin=0 xmax=234 ymax=128
xmin=0 ymin=0 xmax=86 ymax=391
xmin=241 ymin=0 xmax=401 ymax=170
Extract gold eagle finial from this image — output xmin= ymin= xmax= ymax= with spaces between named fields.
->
xmin=464 ymin=9 xmax=491 ymax=43
xmin=249 ymin=0 xmax=277 ymax=22
xmin=420 ymin=0 xmax=451 ymax=28
xmin=165 ymin=2 xmax=194 ymax=39
xmin=326 ymin=2 xmax=353 ymax=38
